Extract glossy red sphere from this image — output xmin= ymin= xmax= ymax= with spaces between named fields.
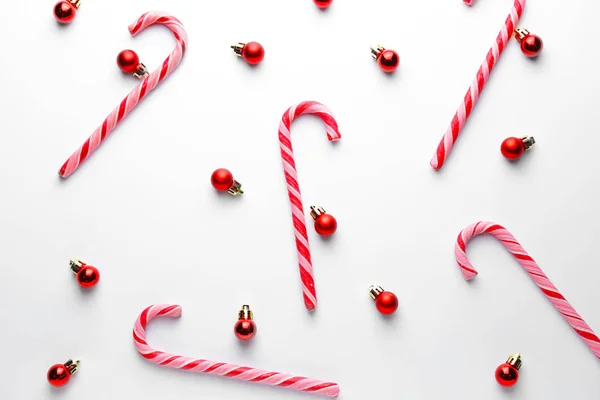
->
xmin=495 ymin=363 xmax=519 ymax=387
xmin=242 ymin=42 xmax=265 ymax=65
xmin=54 ymin=1 xmax=77 ymax=24
xmin=314 ymin=214 xmax=337 ymax=236
xmin=521 ymin=34 xmax=543 ymax=58
xmin=47 ymin=364 xmax=71 ymax=387
xmin=117 ymin=50 xmax=140 ymax=73
xmin=375 ymin=291 xmax=399 ymax=315
xmin=501 ymin=137 xmax=525 ymax=160
xmin=313 ymin=0 xmax=334 ymax=9
xmin=211 ymin=168 xmax=234 ymax=191
xmin=234 ymin=320 xmax=257 ymax=340
xmin=377 ymin=49 xmax=400 ymax=73
xmin=77 ymin=265 xmax=100 ymax=288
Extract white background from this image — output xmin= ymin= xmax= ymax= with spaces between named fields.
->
xmin=1 ymin=0 xmax=599 ymax=399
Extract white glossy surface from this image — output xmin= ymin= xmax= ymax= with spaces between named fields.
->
xmin=0 ymin=0 xmax=599 ymax=399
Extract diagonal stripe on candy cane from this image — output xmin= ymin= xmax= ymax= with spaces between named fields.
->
xmin=279 ymin=101 xmax=341 ymax=311
xmin=59 ymin=12 xmax=188 ymax=178
xmin=133 ymin=304 xmax=340 ymax=397
xmin=430 ymin=0 xmax=526 ymax=170
xmin=455 ymin=221 xmax=600 ymax=359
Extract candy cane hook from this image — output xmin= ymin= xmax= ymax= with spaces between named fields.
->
xmin=430 ymin=0 xmax=526 ymax=170
xmin=58 ymin=12 xmax=188 ymax=178
xmin=134 ymin=304 xmax=340 ymax=397
xmin=456 ymin=221 xmax=600 ymax=359
xmin=279 ymin=101 xmax=341 ymax=311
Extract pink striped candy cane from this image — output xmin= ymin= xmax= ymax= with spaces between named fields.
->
xmin=279 ymin=101 xmax=341 ymax=311
xmin=456 ymin=221 xmax=600 ymax=359
xmin=430 ymin=0 xmax=526 ymax=170
xmin=134 ymin=304 xmax=340 ymax=397
xmin=58 ymin=12 xmax=188 ymax=178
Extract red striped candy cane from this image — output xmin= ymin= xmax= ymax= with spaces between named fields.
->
xmin=134 ymin=304 xmax=340 ymax=397
xmin=279 ymin=101 xmax=341 ymax=311
xmin=58 ymin=12 xmax=188 ymax=178
xmin=430 ymin=0 xmax=526 ymax=170
xmin=456 ymin=221 xmax=600 ymax=359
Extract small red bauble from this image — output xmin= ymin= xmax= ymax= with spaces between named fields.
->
xmin=47 ymin=359 xmax=79 ymax=387
xmin=501 ymin=136 xmax=535 ymax=160
xmin=495 ymin=354 xmax=522 ymax=387
xmin=232 ymin=42 xmax=265 ymax=65
xmin=313 ymin=0 xmax=334 ymax=9
xmin=515 ymin=28 xmax=543 ymax=58
xmin=211 ymin=168 xmax=244 ymax=196
xmin=117 ymin=50 xmax=148 ymax=79
xmin=70 ymin=259 xmax=100 ymax=288
xmin=53 ymin=0 xmax=80 ymax=24
xmin=234 ymin=305 xmax=256 ymax=341
xmin=371 ymin=45 xmax=400 ymax=73
xmin=310 ymin=206 xmax=337 ymax=236
xmin=369 ymin=285 xmax=399 ymax=315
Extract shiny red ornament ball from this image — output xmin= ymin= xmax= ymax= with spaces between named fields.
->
xmin=211 ymin=168 xmax=234 ymax=191
xmin=242 ymin=42 xmax=265 ymax=65
xmin=314 ymin=0 xmax=334 ymax=9
xmin=375 ymin=291 xmax=399 ymax=315
xmin=47 ymin=364 xmax=71 ymax=387
xmin=117 ymin=50 xmax=140 ymax=74
xmin=495 ymin=363 xmax=519 ymax=387
xmin=314 ymin=213 xmax=337 ymax=236
xmin=521 ymin=34 xmax=543 ymax=58
xmin=54 ymin=1 xmax=77 ymax=24
xmin=76 ymin=265 xmax=100 ymax=288
xmin=234 ymin=320 xmax=257 ymax=340
xmin=501 ymin=137 xmax=525 ymax=160
xmin=378 ymin=49 xmax=400 ymax=73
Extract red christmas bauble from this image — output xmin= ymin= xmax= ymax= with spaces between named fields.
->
xmin=313 ymin=0 xmax=334 ymax=9
xmin=211 ymin=168 xmax=234 ymax=191
xmin=47 ymin=364 xmax=71 ymax=387
xmin=314 ymin=214 xmax=337 ymax=236
xmin=501 ymin=137 xmax=525 ymax=160
xmin=77 ymin=265 xmax=100 ymax=288
xmin=54 ymin=1 xmax=77 ymax=24
xmin=117 ymin=50 xmax=140 ymax=74
xmin=234 ymin=320 xmax=257 ymax=340
xmin=521 ymin=34 xmax=543 ymax=58
xmin=377 ymin=49 xmax=400 ymax=73
xmin=495 ymin=363 xmax=519 ymax=387
xmin=375 ymin=291 xmax=399 ymax=315
xmin=242 ymin=42 xmax=265 ymax=65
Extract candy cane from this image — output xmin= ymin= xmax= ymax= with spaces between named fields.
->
xmin=134 ymin=304 xmax=340 ymax=397
xmin=456 ymin=221 xmax=600 ymax=359
xmin=279 ymin=101 xmax=341 ymax=311
xmin=58 ymin=12 xmax=188 ymax=178
xmin=430 ymin=0 xmax=526 ymax=170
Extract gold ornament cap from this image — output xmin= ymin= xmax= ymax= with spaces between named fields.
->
xmin=370 ymin=44 xmax=385 ymax=60
xmin=64 ymin=359 xmax=80 ymax=375
xmin=514 ymin=28 xmax=530 ymax=42
xmin=506 ymin=353 xmax=522 ymax=370
xmin=231 ymin=43 xmax=246 ymax=57
xmin=521 ymin=136 xmax=535 ymax=151
xmin=238 ymin=305 xmax=253 ymax=320
xmin=368 ymin=285 xmax=384 ymax=300
xmin=70 ymin=259 xmax=86 ymax=274
xmin=310 ymin=206 xmax=326 ymax=220
xmin=228 ymin=180 xmax=244 ymax=196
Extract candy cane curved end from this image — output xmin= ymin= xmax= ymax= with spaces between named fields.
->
xmin=58 ymin=12 xmax=188 ymax=178
xmin=279 ymin=101 xmax=342 ymax=312
xmin=454 ymin=221 xmax=600 ymax=359
xmin=430 ymin=0 xmax=526 ymax=170
xmin=134 ymin=304 xmax=341 ymax=397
